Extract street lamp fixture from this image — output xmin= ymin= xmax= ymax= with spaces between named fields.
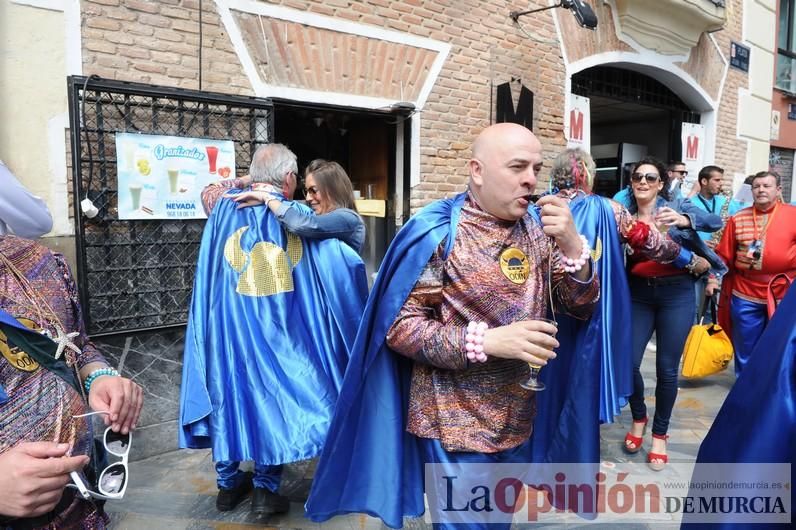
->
xmin=510 ymin=1 xmax=598 ymax=30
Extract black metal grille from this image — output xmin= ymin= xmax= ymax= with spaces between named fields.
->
xmin=572 ymin=66 xmax=701 ymax=122
xmin=68 ymin=76 xmax=273 ymax=335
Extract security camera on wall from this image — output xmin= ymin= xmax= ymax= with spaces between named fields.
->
xmin=563 ymin=0 xmax=598 ymax=30
xmin=510 ymin=1 xmax=598 ymax=31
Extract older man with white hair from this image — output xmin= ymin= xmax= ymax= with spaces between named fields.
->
xmin=183 ymin=143 xmax=367 ymax=517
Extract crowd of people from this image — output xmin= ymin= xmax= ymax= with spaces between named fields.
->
xmin=1 ymin=123 xmax=794 ymax=529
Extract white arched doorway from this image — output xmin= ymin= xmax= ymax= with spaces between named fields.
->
xmin=564 ymin=52 xmax=719 ymax=197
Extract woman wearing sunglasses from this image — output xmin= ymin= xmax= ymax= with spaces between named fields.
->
xmin=623 ymin=157 xmax=724 ymax=471
xmin=232 ymin=159 xmax=365 ymax=253
xmin=546 ymin=148 xmax=711 ymax=429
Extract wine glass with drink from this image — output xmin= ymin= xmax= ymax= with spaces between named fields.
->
xmin=519 ymin=317 xmax=558 ymax=391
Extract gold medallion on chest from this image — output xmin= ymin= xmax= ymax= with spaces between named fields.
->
xmin=499 ymin=247 xmax=530 ymax=285
xmin=0 ymin=318 xmax=41 ymax=372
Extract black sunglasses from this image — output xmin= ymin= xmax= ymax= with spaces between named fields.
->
xmin=672 ymin=169 xmax=689 ymax=176
xmin=631 ymin=173 xmax=661 ymax=183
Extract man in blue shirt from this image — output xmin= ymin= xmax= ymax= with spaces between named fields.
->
xmin=690 ymin=165 xmax=742 ymax=242
xmin=689 ymin=165 xmax=742 ymax=320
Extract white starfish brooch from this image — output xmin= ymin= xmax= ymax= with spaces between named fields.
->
xmin=46 ymin=325 xmax=81 ymax=362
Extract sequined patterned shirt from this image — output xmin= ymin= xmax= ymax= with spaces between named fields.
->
xmin=385 ymin=195 xmax=599 ymax=453
xmin=201 ymin=177 xmax=248 ymax=215
xmin=0 ymin=236 xmax=108 ymax=529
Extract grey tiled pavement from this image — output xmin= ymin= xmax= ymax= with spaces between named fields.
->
xmin=106 ymin=340 xmax=736 ymax=529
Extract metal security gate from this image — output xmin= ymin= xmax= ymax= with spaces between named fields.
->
xmin=67 ymin=76 xmax=273 ymax=335
xmin=571 ymin=66 xmax=701 ymax=164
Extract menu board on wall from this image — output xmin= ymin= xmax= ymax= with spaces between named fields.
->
xmin=115 ymin=133 xmax=235 ymax=220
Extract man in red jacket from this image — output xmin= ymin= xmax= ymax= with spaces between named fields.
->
xmin=712 ymin=170 xmax=796 ymax=375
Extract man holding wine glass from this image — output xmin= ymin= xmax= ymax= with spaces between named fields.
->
xmin=305 ymin=123 xmax=599 ymax=529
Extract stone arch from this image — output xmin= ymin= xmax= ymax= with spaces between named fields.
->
xmin=565 ymin=51 xmax=720 ymax=171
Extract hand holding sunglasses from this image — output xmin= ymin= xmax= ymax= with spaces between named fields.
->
xmin=68 ymin=411 xmax=131 ymax=501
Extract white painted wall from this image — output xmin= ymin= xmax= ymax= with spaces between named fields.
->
xmin=1 ymin=0 xmax=81 ymax=237
xmin=740 ymin=0 xmax=776 ymax=173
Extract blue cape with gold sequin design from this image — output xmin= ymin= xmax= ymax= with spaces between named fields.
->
xmin=305 ymin=192 xmax=602 ymax=528
xmin=178 ymin=194 xmax=368 ymax=465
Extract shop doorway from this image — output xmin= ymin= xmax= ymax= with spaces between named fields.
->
xmin=572 ymin=66 xmax=700 ymax=197
xmin=272 ymin=103 xmax=406 ymax=279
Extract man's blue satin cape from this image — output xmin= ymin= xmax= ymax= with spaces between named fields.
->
xmin=305 ymin=192 xmax=601 ymax=528
xmin=681 ymin=284 xmax=795 ymax=530
xmin=178 ymin=195 xmax=368 ymax=465
xmin=531 ymin=194 xmax=630 ymax=474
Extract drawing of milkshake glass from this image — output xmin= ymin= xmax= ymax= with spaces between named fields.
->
xmin=167 ymin=167 xmax=180 ymax=194
xmin=123 ymin=144 xmax=135 ymax=171
xmin=129 ymin=183 xmax=143 ymax=211
xmin=205 ymin=146 xmax=219 ymax=174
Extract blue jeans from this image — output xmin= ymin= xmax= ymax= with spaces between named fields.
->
xmin=729 ymin=295 xmax=768 ymax=376
xmin=628 ymin=274 xmax=696 ymax=436
xmin=215 ymin=460 xmax=283 ymax=492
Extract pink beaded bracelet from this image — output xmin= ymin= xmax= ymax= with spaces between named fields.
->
xmin=563 ymin=234 xmax=592 ymax=274
xmin=465 ymin=321 xmax=488 ymax=363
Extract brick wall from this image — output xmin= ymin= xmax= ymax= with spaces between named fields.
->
xmin=80 ymin=0 xmax=748 ymax=210
xmin=82 ymin=0 xmax=250 ymax=94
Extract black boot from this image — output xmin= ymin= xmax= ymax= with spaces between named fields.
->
xmin=216 ymin=471 xmax=253 ymax=512
xmin=251 ymin=487 xmax=290 ymax=516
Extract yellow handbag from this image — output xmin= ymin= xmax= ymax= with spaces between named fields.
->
xmin=681 ymin=295 xmax=734 ymax=378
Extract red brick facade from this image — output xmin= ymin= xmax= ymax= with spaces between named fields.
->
xmin=80 ymin=0 xmax=753 ymax=210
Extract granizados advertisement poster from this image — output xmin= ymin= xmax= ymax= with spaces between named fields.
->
xmin=115 ymin=132 xmax=236 ymax=220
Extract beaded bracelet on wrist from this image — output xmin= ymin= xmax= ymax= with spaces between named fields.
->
xmin=84 ymin=367 xmax=120 ymax=394
xmin=562 ymin=234 xmax=591 ymax=274
xmin=465 ymin=321 xmax=488 ymax=363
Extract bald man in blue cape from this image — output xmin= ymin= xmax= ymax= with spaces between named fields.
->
xmin=306 ymin=124 xmax=603 ymax=528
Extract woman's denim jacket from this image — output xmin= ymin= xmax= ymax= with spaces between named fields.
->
xmin=658 ymin=197 xmax=727 ymax=277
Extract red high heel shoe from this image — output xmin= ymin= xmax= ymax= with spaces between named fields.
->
xmin=647 ymin=433 xmax=669 ymax=471
xmin=623 ymin=417 xmax=648 ymax=454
